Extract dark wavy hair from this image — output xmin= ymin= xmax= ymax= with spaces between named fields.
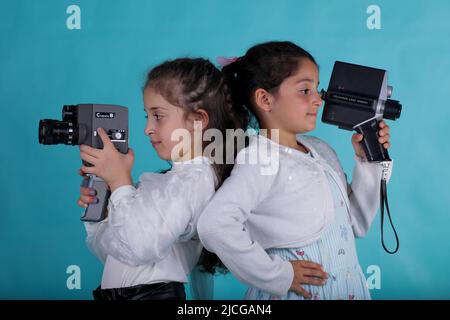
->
xmin=221 ymin=41 xmax=317 ymax=126
xmin=143 ymin=58 xmax=250 ymax=273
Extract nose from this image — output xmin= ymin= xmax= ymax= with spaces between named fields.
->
xmin=313 ymin=89 xmax=323 ymax=108
xmin=144 ymin=121 xmax=155 ymax=136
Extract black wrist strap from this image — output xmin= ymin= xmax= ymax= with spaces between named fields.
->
xmin=380 ymin=177 xmax=400 ymax=254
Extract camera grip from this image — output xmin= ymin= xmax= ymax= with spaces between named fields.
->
xmin=355 ymin=118 xmax=391 ymax=162
xmin=80 ymin=175 xmax=110 ymax=222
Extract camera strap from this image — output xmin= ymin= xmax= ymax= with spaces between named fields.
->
xmin=380 ymin=161 xmax=400 ymax=254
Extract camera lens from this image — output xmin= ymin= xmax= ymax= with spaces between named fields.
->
xmin=384 ymin=99 xmax=402 ymax=120
xmin=38 ymin=119 xmax=79 ymax=145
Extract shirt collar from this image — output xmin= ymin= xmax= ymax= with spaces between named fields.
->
xmin=171 ymin=155 xmax=212 ymax=169
xmin=255 ymin=133 xmax=319 ymax=159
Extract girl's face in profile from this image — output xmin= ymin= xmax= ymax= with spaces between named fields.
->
xmin=269 ymin=58 xmax=323 ymax=134
xmin=143 ymin=87 xmax=194 ymax=162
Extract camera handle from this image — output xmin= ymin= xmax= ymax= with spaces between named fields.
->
xmin=354 ymin=118 xmax=390 ymax=162
xmin=80 ymin=174 xmax=111 ymax=222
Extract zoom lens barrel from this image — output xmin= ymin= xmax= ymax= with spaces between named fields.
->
xmin=384 ymin=99 xmax=402 ymax=120
xmin=38 ymin=119 xmax=79 ymax=145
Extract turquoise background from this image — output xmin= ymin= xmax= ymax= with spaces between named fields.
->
xmin=1 ymin=0 xmax=449 ymax=299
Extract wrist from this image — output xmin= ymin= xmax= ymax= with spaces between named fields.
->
xmin=355 ymin=153 xmax=367 ymax=161
xmin=109 ymin=175 xmax=133 ymax=193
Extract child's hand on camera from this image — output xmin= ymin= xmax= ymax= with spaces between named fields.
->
xmin=76 ymin=170 xmax=105 ymax=208
xmin=77 ymin=186 xmax=97 ymax=208
xmin=79 ymin=128 xmax=134 ymax=193
xmin=352 ymin=120 xmax=391 ymax=159
xmin=289 ymin=260 xmax=329 ymax=299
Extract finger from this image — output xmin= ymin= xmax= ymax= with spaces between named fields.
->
xmin=124 ymin=148 xmax=135 ymax=165
xmin=80 ymin=195 xmax=96 ymax=204
xmin=379 ymin=127 xmax=390 ymax=137
xmin=352 ymin=133 xmax=363 ymax=142
xmin=302 ymin=276 xmax=327 ymax=286
xmin=81 ymin=166 xmax=96 ymax=175
xmin=79 ymin=169 xmax=90 ymax=178
xmin=383 ymin=142 xmax=391 ymax=149
xmin=97 ymin=127 xmax=113 ymax=148
xmin=80 ymin=151 xmax=99 ymax=165
xmin=303 ymin=269 xmax=329 ymax=279
xmin=77 ymin=199 xmax=88 ymax=208
xmin=297 ymin=260 xmax=324 ymax=271
xmin=293 ymin=285 xmax=312 ymax=299
xmin=80 ymin=187 xmax=96 ymax=196
xmin=378 ymin=134 xmax=390 ymax=143
xmin=79 ymin=144 xmax=102 ymax=157
xmin=379 ymin=120 xmax=386 ymax=128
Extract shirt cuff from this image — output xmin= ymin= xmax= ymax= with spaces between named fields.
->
xmin=354 ymin=154 xmax=368 ymax=162
xmin=109 ymin=185 xmax=136 ymax=207
xmin=353 ymin=155 xmax=394 ymax=183
xmin=279 ymin=259 xmax=295 ymax=296
xmin=84 ymin=220 xmax=105 ymax=234
xmin=266 ymin=255 xmax=295 ymax=296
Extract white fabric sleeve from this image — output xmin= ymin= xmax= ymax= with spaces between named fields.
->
xmin=84 ymin=169 xmax=207 ymax=266
xmin=84 ymin=220 xmax=109 ymax=264
xmin=347 ymin=155 xmax=394 ymax=237
xmin=197 ymin=151 xmax=294 ymax=297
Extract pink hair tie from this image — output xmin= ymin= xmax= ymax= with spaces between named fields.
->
xmin=217 ymin=56 xmax=239 ymax=67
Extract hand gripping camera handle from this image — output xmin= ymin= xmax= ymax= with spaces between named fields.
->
xmin=80 ymin=175 xmax=111 ymax=222
xmin=355 ymin=118 xmax=391 ymax=162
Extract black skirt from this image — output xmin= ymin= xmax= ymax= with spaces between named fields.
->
xmin=92 ymin=282 xmax=186 ymax=300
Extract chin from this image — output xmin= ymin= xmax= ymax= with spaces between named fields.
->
xmin=155 ymin=149 xmax=170 ymax=161
xmin=298 ymin=125 xmax=315 ymax=134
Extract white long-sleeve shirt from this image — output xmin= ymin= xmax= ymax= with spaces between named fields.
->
xmin=197 ymin=134 xmax=393 ymax=297
xmin=84 ymin=156 xmax=216 ymax=289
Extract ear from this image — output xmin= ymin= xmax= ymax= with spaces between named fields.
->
xmin=253 ymin=88 xmax=274 ymax=113
xmin=186 ymin=108 xmax=209 ymax=131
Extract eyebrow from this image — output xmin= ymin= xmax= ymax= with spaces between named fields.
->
xmin=144 ymin=106 xmax=168 ymax=111
xmin=295 ymin=78 xmax=320 ymax=85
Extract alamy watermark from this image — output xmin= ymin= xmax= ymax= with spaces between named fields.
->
xmin=66 ymin=265 xmax=81 ymax=290
xmin=169 ymin=122 xmax=281 ymax=175
xmin=367 ymin=4 xmax=381 ymax=30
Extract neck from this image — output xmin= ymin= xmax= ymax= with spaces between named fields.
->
xmin=261 ymin=128 xmax=308 ymax=153
xmin=175 ymin=142 xmax=203 ymax=162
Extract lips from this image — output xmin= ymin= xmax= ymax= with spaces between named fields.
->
xmin=307 ymin=113 xmax=318 ymax=116
xmin=151 ymin=141 xmax=161 ymax=146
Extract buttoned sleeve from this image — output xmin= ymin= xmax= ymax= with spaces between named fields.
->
xmin=197 ymin=147 xmax=295 ymax=297
xmin=347 ymin=155 xmax=394 ymax=237
xmin=84 ymin=166 xmax=215 ymax=266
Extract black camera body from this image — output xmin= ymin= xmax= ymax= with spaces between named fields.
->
xmin=39 ymin=104 xmax=128 ymax=152
xmin=39 ymin=104 xmax=128 ymax=222
xmin=321 ymin=61 xmax=402 ymax=162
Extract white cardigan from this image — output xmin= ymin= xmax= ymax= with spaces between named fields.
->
xmin=197 ymin=134 xmax=393 ymax=296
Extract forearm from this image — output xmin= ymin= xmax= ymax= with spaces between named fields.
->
xmin=109 ymin=175 xmax=133 ymax=193
xmin=348 ymin=156 xmax=394 ymax=237
xmin=198 ymin=216 xmax=294 ymax=296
